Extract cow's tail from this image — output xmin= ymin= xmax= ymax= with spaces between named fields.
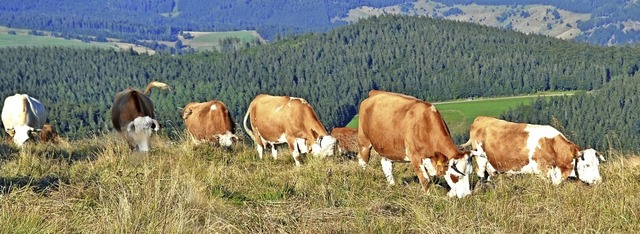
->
xmin=143 ymin=81 xmax=172 ymax=95
xmin=243 ymin=108 xmax=256 ymax=141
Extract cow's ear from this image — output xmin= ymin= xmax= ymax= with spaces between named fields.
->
xmin=311 ymin=130 xmax=320 ymax=141
xmin=182 ymin=108 xmax=192 ymax=119
xmin=596 ymin=151 xmax=606 ymax=162
xmin=127 ymin=122 xmax=136 ymax=132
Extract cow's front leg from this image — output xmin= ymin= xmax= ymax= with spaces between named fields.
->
xmin=381 ymin=158 xmax=395 ymax=185
xmin=411 ymin=157 xmax=431 ymax=193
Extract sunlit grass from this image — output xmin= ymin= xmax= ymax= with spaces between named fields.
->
xmin=0 ymin=134 xmax=637 ymax=232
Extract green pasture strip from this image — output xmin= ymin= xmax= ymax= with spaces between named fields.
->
xmin=189 ymin=31 xmax=257 ymax=44
xmin=0 ymin=34 xmax=116 ymax=49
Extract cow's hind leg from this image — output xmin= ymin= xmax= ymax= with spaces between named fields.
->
xmin=287 ymin=137 xmax=301 ymax=166
xmin=381 ymin=158 xmax=395 ymax=185
xmin=270 ymin=144 xmax=278 ymax=160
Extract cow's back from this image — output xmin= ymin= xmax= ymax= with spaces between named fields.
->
xmin=184 ymin=100 xmax=235 ymax=139
xmin=111 ymin=89 xmax=154 ymax=132
xmin=359 ymin=91 xmax=452 ymax=159
xmin=470 ymin=116 xmax=531 ymax=171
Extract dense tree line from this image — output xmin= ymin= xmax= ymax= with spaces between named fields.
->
xmin=1 ymin=16 xmax=640 ymax=153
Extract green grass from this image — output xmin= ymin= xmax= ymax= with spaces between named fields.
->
xmin=345 ymin=92 xmax=576 ymax=135
xmin=0 ymin=34 xmax=117 ymax=49
xmin=0 ymin=134 xmax=638 ymax=233
xmin=183 ymin=31 xmax=262 ymax=51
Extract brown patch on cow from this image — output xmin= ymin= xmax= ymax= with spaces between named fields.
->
xmin=449 ymin=174 xmax=460 ymax=183
xmin=111 ymin=88 xmax=155 ymax=132
xmin=39 ymin=124 xmax=59 ymax=143
xmin=357 ymin=90 xmax=466 ymax=192
xmin=330 ymin=127 xmax=358 ymax=158
xmin=182 ymin=100 xmax=236 ymax=143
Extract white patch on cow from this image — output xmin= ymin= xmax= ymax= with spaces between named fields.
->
xmin=358 ymin=158 xmax=368 ymax=169
xmin=429 ymin=105 xmax=437 ymax=112
xmin=12 ymin=125 xmax=35 ymax=146
xmin=289 ymin=97 xmax=306 ymax=104
xmin=547 ymin=167 xmax=563 ymax=185
xmin=256 ymin=144 xmax=264 ymax=159
xmin=210 ymin=104 xmax=218 ymax=111
xmin=311 ymin=135 xmax=337 ymax=157
xmin=216 ymin=131 xmax=237 ymax=147
xmin=518 ymin=125 xmax=562 ymax=174
xmin=381 ymin=158 xmax=395 ymax=185
xmin=445 ymin=155 xmax=473 ymax=198
xmin=295 ymin=138 xmax=308 ymax=154
xmin=274 ymin=105 xmax=284 ymax=112
xmin=421 ymin=158 xmax=437 ymax=176
xmin=570 ymin=148 xmax=603 ymax=185
xmin=126 ymin=116 xmax=159 ymax=152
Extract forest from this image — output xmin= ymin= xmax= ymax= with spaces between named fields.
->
xmin=2 ymin=1 xmax=640 ymax=45
xmin=2 ymin=15 xmax=640 ymax=153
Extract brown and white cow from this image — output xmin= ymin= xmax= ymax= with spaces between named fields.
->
xmin=358 ymin=90 xmax=474 ymax=198
xmin=1 ymin=94 xmax=46 ymax=146
xmin=461 ymin=116 xmax=604 ymax=185
xmin=39 ymin=124 xmax=60 ymax=143
xmin=330 ymin=127 xmax=359 ymax=158
xmin=182 ymin=100 xmax=238 ymax=147
xmin=111 ymin=81 xmax=171 ymax=152
xmin=243 ymin=94 xmax=337 ymax=166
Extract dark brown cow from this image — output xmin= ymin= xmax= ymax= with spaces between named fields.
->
xmin=243 ymin=94 xmax=337 ymax=166
xmin=111 ymin=81 xmax=170 ymax=152
xmin=461 ymin=116 xmax=603 ymax=185
xmin=330 ymin=127 xmax=358 ymax=158
xmin=358 ymin=90 xmax=473 ymax=198
xmin=39 ymin=124 xmax=59 ymax=143
xmin=182 ymin=100 xmax=238 ymax=147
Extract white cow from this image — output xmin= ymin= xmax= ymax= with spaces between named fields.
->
xmin=1 ymin=94 xmax=47 ymax=146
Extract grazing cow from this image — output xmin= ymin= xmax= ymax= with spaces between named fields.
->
xmin=330 ymin=127 xmax=359 ymax=158
xmin=461 ymin=116 xmax=604 ymax=185
xmin=243 ymin=94 xmax=337 ymax=166
xmin=358 ymin=90 xmax=474 ymax=198
xmin=1 ymin=94 xmax=46 ymax=146
xmin=111 ymin=81 xmax=171 ymax=152
xmin=182 ymin=100 xmax=238 ymax=147
xmin=39 ymin=124 xmax=60 ymax=143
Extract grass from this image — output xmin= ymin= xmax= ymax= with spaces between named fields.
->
xmin=0 ymin=34 xmax=117 ymax=49
xmin=346 ymin=92 xmax=576 ymax=135
xmin=0 ymin=133 xmax=638 ymax=233
xmin=182 ymin=31 xmax=263 ymax=51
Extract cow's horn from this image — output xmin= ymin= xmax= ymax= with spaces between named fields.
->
xmin=127 ymin=122 xmax=135 ymax=132
xmin=152 ymin=119 xmax=160 ymax=131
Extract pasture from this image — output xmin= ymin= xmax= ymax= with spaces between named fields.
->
xmin=345 ymin=92 xmax=575 ymax=135
xmin=180 ymin=30 xmax=265 ymax=51
xmin=0 ymin=134 xmax=638 ymax=233
xmin=0 ymin=34 xmax=116 ymax=49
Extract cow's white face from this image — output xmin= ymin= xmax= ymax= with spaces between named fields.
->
xmin=216 ymin=131 xmax=238 ymax=147
xmin=311 ymin=135 xmax=337 ymax=157
xmin=11 ymin=125 xmax=38 ymax=146
xmin=126 ymin=116 xmax=159 ymax=152
xmin=571 ymin=148 xmax=604 ymax=185
xmin=445 ymin=154 xmax=473 ymax=198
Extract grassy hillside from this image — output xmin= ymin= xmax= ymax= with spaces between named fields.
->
xmin=180 ymin=30 xmax=265 ymax=51
xmin=345 ymin=92 xmax=576 ymax=135
xmin=0 ymin=135 xmax=638 ymax=232
xmin=0 ymin=34 xmax=116 ymax=49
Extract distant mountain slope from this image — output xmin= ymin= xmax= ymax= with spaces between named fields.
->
xmin=335 ymin=0 xmax=640 ymax=45
xmin=2 ymin=1 xmax=639 ymax=45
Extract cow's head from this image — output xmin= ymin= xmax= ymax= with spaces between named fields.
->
xmin=444 ymin=151 xmax=473 ymax=198
xmin=126 ymin=116 xmax=159 ymax=152
xmin=421 ymin=152 xmax=449 ymax=176
xmin=571 ymin=148 xmax=604 ymax=185
xmin=215 ymin=131 xmax=239 ymax=147
xmin=10 ymin=125 xmax=41 ymax=146
xmin=311 ymin=135 xmax=338 ymax=157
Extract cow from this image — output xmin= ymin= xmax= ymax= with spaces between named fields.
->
xmin=460 ymin=116 xmax=604 ymax=185
xmin=1 ymin=94 xmax=46 ymax=146
xmin=39 ymin=124 xmax=60 ymax=143
xmin=110 ymin=81 xmax=171 ymax=152
xmin=330 ymin=127 xmax=359 ymax=158
xmin=243 ymin=94 xmax=337 ymax=166
xmin=357 ymin=90 xmax=474 ymax=198
xmin=182 ymin=100 xmax=238 ymax=147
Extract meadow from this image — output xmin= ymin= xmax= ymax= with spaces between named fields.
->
xmin=0 ymin=133 xmax=638 ymax=233
xmin=181 ymin=30 xmax=264 ymax=51
xmin=0 ymin=34 xmax=116 ymax=49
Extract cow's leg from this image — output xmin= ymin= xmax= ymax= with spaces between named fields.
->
xmin=410 ymin=157 xmax=431 ymax=193
xmin=271 ymin=144 xmax=278 ymax=160
xmin=380 ymin=158 xmax=395 ymax=185
xmin=256 ymin=144 xmax=265 ymax=159
xmin=547 ymin=167 xmax=563 ymax=185
xmin=287 ymin=137 xmax=301 ymax=166
xmin=357 ymin=136 xmax=372 ymax=169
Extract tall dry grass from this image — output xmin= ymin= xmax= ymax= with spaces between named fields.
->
xmin=1 ymin=133 xmax=638 ymax=233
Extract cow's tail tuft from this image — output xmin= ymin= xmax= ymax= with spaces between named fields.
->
xmin=144 ymin=81 xmax=172 ymax=95
xmin=243 ymin=108 xmax=256 ymax=141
